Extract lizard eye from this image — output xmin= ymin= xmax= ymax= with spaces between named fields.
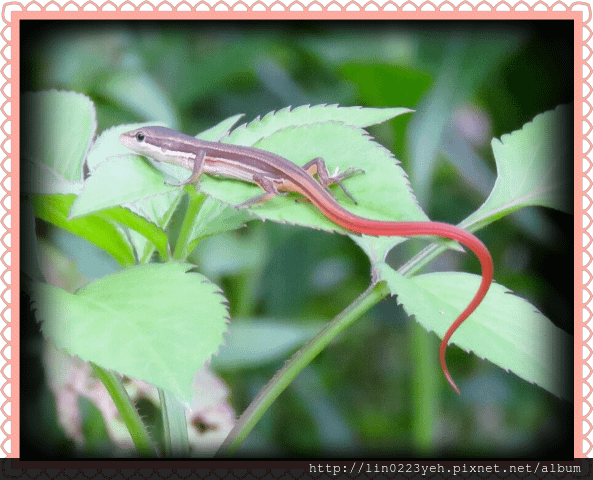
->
xmin=135 ymin=132 xmax=145 ymax=142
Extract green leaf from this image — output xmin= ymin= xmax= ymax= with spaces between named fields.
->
xmin=377 ymin=263 xmax=572 ymax=399
xmin=22 ymin=90 xmax=96 ymax=194
xmin=462 ymin=104 xmax=573 ymax=231
xmin=219 ymin=106 xmax=419 ymax=264
xmin=32 ymin=194 xmax=135 ymax=266
xmin=32 ymin=263 xmax=230 ymax=404
xmin=224 ymin=104 xmax=413 ymax=146
xmin=70 ymin=155 xmax=177 ymax=217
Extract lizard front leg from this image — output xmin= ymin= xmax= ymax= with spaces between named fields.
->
xmin=166 ymin=149 xmax=206 ymax=187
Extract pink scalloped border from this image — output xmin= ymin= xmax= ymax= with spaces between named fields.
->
xmin=1 ymin=0 xmax=586 ymax=461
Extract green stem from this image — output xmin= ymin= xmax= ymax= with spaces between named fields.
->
xmin=173 ymin=188 xmax=206 ymax=260
xmin=159 ymin=388 xmax=189 ymax=457
xmin=90 ymin=362 xmax=157 ymax=457
xmin=216 ymin=281 xmax=389 ymax=457
xmin=410 ymin=321 xmax=438 ymax=453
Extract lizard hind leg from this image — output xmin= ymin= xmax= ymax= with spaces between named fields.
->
xmin=302 ymin=157 xmax=364 ymax=204
xmin=235 ymin=172 xmax=287 ymax=209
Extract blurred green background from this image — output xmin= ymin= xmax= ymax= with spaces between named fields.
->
xmin=21 ymin=20 xmax=573 ymax=458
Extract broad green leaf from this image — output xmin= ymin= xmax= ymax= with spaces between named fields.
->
xmin=220 ymin=106 xmax=419 ymax=262
xmin=70 ymin=155 xmax=176 ymax=217
xmin=462 ymin=104 xmax=573 ymax=231
xmin=224 ymin=104 xmax=413 ymax=146
xmin=377 ymin=263 xmax=572 ymax=399
xmin=32 ymin=194 xmax=135 ymax=266
xmin=32 ymin=263 xmax=229 ymax=404
xmin=22 ymin=90 xmax=96 ymax=194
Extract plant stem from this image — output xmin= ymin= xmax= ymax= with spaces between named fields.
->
xmin=411 ymin=321 xmax=438 ymax=453
xmin=173 ymin=188 xmax=206 ymax=260
xmin=159 ymin=388 xmax=190 ymax=457
xmin=216 ymin=281 xmax=389 ymax=456
xmin=90 ymin=362 xmax=157 ymax=457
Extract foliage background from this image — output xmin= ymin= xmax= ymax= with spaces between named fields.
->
xmin=21 ymin=20 xmax=573 ymax=457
